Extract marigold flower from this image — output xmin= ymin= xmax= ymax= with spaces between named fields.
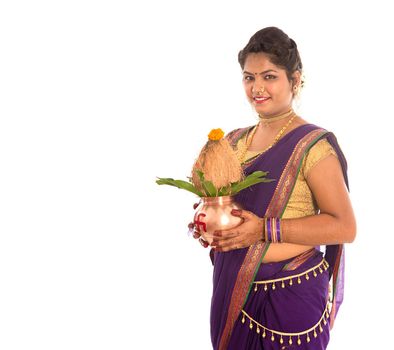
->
xmin=208 ymin=128 xmax=224 ymax=141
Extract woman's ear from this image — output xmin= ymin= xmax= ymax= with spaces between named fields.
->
xmin=292 ymin=70 xmax=301 ymax=87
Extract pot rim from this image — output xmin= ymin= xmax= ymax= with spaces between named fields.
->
xmin=200 ymin=195 xmax=235 ymax=204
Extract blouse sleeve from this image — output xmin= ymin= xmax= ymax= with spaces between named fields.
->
xmin=302 ymin=138 xmax=338 ymax=179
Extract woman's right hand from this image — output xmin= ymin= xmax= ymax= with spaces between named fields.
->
xmin=189 ymin=202 xmax=209 ymax=248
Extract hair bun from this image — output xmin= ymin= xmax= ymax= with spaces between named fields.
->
xmin=289 ymin=38 xmax=297 ymax=48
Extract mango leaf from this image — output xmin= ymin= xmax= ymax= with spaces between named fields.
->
xmin=196 ymin=170 xmax=205 ymax=183
xmin=156 ymin=177 xmax=203 ymax=196
xmin=202 ymin=179 xmax=217 ymax=197
xmin=195 ymin=170 xmax=217 ymax=196
xmin=247 ymin=170 xmax=269 ymax=178
xmin=218 ymin=186 xmax=231 ymax=196
xmin=174 ymin=180 xmax=204 ymax=196
xmin=156 ymin=177 xmax=177 ymax=186
xmin=157 ymin=170 xmax=273 ymax=198
xmin=231 ymin=175 xmax=275 ymax=195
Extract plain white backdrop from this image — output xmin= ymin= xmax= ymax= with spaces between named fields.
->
xmin=0 ymin=1 xmax=392 ymax=349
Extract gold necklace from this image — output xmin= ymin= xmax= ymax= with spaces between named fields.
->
xmin=258 ymin=109 xmax=294 ymax=126
xmin=238 ymin=112 xmax=297 ymax=164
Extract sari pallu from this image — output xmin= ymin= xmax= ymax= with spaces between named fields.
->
xmin=210 ymin=124 xmax=348 ymax=350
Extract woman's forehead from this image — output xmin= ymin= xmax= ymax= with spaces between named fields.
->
xmin=243 ymin=53 xmax=283 ymax=73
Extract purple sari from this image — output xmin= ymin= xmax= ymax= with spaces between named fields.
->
xmin=210 ymin=124 xmax=348 ymax=350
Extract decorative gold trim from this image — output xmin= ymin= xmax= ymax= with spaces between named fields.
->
xmin=265 ymin=129 xmax=327 ymax=218
xmin=218 ymin=241 xmax=269 ymax=350
xmin=253 ymin=259 xmax=329 ymax=292
xmin=241 ymin=300 xmax=330 ymax=345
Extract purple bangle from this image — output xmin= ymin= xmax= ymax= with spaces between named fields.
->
xmin=264 ymin=217 xmax=283 ymax=243
xmin=275 ymin=218 xmax=281 ymax=243
xmin=268 ymin=218 xmax=272 ymax=242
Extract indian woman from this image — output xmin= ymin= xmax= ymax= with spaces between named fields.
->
xmin=191 ymin=27 xmax=356 ymax=349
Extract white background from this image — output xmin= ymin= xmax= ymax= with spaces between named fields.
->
xmin=0 ymin=1 xmax=392 ymax=349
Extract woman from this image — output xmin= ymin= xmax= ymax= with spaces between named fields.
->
xmin=191 ymin=27 xmax=356 ymax=349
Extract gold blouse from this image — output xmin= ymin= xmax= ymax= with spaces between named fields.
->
xmin=241 ymin=138 xmax=337 ymax=219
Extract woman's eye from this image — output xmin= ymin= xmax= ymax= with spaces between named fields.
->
xmin=244 ymin=76 xmax=254 ymax=81
xmin=264 ymin=75 xmax=276 ymax=80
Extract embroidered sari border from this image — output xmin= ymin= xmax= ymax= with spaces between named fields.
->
xmin=226 ymin=126 xmax=252 ymax=147
xmin=283 ymin=248 xmax=318 ymax=271
xmin=330 ymin=245 xmax=344 ymax=328
xmin=218 ymin=241 xmax=269 ymax=350
xmin=265 ymin=129 xmax=328 ymax=218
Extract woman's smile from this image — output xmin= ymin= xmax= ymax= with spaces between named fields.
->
xmin=253 ymin=96 xmax=271 ymax=104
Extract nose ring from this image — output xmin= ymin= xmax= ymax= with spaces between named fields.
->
xmin=253 ymin=86 xmax=265 ymax=95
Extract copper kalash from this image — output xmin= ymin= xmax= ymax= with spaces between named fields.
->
xmin=192 ymin=129 xmax=244 ymax=245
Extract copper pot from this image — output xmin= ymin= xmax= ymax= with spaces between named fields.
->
xmin=193 ymin=196 xmax=243 ymax=245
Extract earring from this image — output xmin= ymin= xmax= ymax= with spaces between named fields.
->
xmin=293 ymin=85 xmax=300 ymax=97
xmin=293 ymin=85 xmax=301 ymax=112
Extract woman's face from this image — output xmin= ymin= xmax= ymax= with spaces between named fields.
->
xmin=242 ymin=52 xmax=297 ymax=117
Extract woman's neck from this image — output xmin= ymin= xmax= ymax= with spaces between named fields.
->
xmin=258 ymin=107 xmax=294 ymax=124
xmin=258 ymin=108 xmax=294 ymax=128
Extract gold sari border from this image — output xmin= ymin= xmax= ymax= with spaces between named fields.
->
xmin=218 ymin=241 xmax=269 ymax=350
xmin=265 ymin=129 xmax=328 ymax=218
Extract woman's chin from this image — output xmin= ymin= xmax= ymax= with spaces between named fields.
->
xmin=253 ymin=105 xmax=272 ymax=115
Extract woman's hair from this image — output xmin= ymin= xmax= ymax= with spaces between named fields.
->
xmin=238 ymin=27 xmax=304 ymax=86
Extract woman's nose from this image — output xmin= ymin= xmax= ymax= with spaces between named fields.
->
xmin=252 ymin=84 xmax=265 ymax=95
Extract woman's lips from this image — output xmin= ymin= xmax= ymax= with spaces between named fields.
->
xmin=253 ymin=96 xmax=270 ymax=104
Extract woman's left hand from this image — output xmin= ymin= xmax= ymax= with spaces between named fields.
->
xmin=211 ymin=209 xmax=264 ymax=252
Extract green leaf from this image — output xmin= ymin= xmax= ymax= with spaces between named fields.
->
xmin=202 ymin=179 xmax=217 ymax=197
xmin=247 ymin=170 xmax=269 ymax=178
xmin=174 ymin=180 xmax=204 ymax=196
xmin=157 ymin=169 xmax=274 ymax=198
xmin=196 ymin=170 xmax=205 ymax=182
xmin=156 ymin=177 xmax=177 ymax=186
xmin=231 ymin=175 xmax=275 ymax=195
xmin=156 ymin=177 xmax=203 ymax=196
xmin=194 ymin=170 xmax=219 ymax=197
xmin=218 ymin=186 xmax=231 ymax=196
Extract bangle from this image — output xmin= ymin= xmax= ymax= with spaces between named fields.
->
xmin=263 ymin=217 xmax=283 ymax=243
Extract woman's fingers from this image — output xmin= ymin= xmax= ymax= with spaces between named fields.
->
xmin=193 ymin=231 xmax=201 ymax=239
xmin=199 ymin=237 xmax=209 ymax=248
xmin=212 ymin=229 xmax=240 ymax=241
xmin=214 ymin=240 xmax=245 ymax=252
xmin=231 ymin=209 xmax=255 ymax=221
xmin=212 ymin=232 xmax=253 ymax=251
xmin=188 ymin=221 xmax=202 ymax=239
xmin=213 ymin=237 xmax=240 ymax=250
xmin=187 ymin=222 xmax=195 ymax=236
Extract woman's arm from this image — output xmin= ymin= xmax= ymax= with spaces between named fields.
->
xmin=211 ymin=154 xmax=356 ymax=251
xmin=282 ymin=153 xmax=356 ymax=245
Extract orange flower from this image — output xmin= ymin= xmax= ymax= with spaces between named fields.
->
xmin=208 ymin=128 xmax=224 ymax=141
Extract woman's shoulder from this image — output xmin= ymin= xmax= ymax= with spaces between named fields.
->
xmin=225 ymin=125 xmax=254 ymax=145
xmin=298 ymin=122 xmax=343 ymax=157
xmin=303 ymin=138 xmax=338 ymax=179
